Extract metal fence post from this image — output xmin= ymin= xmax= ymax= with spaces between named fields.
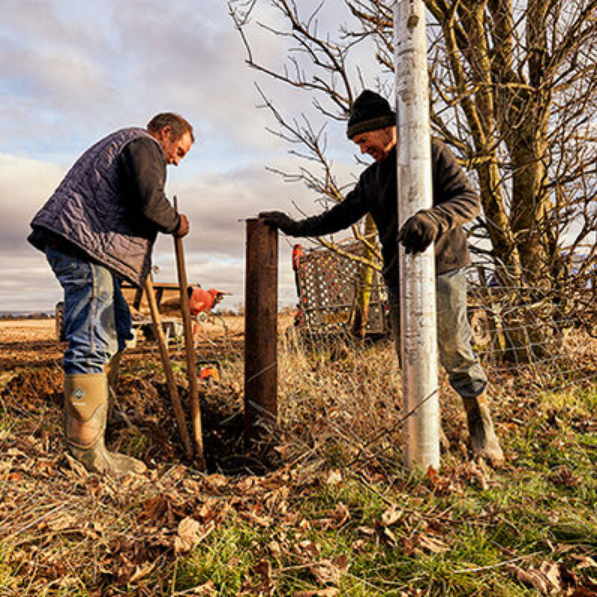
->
xmin=244 ymin=218 xmax=279 ymax=431
xmin=394 ymin=0 xmax=440 ymax=470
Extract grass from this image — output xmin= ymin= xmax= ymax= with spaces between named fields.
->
xmin=0 ymin=332 xmax=596 ymax=596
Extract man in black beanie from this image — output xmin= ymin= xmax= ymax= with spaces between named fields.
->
xmin=260 ymin=89 xmax=504 ymax=467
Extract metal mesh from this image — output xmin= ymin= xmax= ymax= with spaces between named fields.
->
xmin=467 ymin=264 xmax=597 ymax=391
xmin=292 ymin=244 xmax=597 ymax=392
xmin=294 ymin=241 xmax=389 ymax=335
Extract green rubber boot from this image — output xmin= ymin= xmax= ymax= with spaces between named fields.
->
xmin=64 ymin=373 xmax=146 ymax=476
xmin=463 ymin=394 xmax=505 ymax=467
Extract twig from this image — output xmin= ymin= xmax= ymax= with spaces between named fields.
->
xmin=454 ymin=551 xmax=541 ymax=574
xmin=1 ymin=502 xmax=68 ymax=541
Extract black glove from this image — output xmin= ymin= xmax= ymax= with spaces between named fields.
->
xmin=397 ymin=210 xmax=440 ymax=254
xmin=259 ymin=211 xmax=302 ymax=236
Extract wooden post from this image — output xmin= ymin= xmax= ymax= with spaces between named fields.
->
xmin=145 ymin=277 xmax=194 ymax=460
xmin=244 ymin=218 xmax=278 ymax=430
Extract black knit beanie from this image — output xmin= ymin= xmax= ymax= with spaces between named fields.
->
xmin=347 ymin=90 xmax=396 ymax=139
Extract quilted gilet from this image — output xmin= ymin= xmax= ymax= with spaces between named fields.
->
xmin=30 ymin=128 xmax=161 ymax=286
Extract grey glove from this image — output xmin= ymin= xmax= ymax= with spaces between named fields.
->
xmin=398 ymin=210 xmax=440 ymax=254
xmin=259 ymin=211 xmax=302 ymax=236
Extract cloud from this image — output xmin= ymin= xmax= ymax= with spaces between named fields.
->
xmin=0 ymin=253 xmax=62 ymax=312
xmin=0 ymin=154 xmax=64 ymax=249
xmin=150 ymin=158 xmax=322 ymax=306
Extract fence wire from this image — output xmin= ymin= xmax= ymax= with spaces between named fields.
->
xmin=466 ymin=264 xmax=597 ymax=393
xmin=291 ymin=243 xmax=597 ymax=396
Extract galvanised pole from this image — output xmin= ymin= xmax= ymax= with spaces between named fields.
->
xmin=394 ymin=0 xmax=440 ymax=470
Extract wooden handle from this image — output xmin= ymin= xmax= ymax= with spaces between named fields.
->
xmin=173 ymin=199 xmax=206 ymax=469
xmin=145 ymin=276 xmax=194 ymax=460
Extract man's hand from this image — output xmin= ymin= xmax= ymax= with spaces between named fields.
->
xmin=398 ymin=210 xmax=440 ymax=254
xmin=259 ymin=211 xmax=301 ymax=236
xmin=175 ymin=213 xmax=190 ymax=238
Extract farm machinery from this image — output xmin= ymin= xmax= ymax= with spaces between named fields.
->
xmin=55 ymin=281 xmax=229 ymax=346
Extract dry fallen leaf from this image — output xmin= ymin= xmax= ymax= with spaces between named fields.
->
xmin=128 ymin=560 xmax=157 ymax=584
xmin=242 ymin=559 xmax=276 ymax=595
xmin=326 ymin=470 xmax=343 ymax=486
xmin=418 ymin=533 xmax=450 ymax=554
xmin=309 ymin=555 xmax=349 ymax=586
xmin=381 ymin=506 xmax=402 ymax=527
xmin=174 ymin=517 xmax=215 ymax=554
xmin=331 ymin=503 xmax=351 ymax=527
xmin=47 ymin=512 xmax=78 ymax=532
xmin=241 ymin=509 xmax=273 ymax=528
xmin=571 ymin=554 xmax=597 ymax=570
xmin=182 ymin=478 xmax=204 ymax=494
xmin=506 ymin=562 xmax=563 ymax=595
xmin=295 ymin=589 xmax=340 ymax=597
xmin=268 ymin=540 xmax=283 ymax=558
xmin=204 ymin=474 xmax=228 ymax=492
xmin=298 ymin=540 xmax=321 ymax=559
xmin=352 ymin=539 xmax=367 ymax=552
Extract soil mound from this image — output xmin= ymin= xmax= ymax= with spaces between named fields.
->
xmin=1 ymin=369 xmax=63 ymax=412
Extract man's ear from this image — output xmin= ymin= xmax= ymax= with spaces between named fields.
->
xmin=160 ymin=125 xmax=173 ymax=140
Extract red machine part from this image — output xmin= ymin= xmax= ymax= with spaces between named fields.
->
xmin=292 ymin=244 xmax=307 ymax=328
xmin=292 ymin=244 xmax=303 ymax=271
xmin=197 ymin=360 xmax=221 ymax=384
xmin=188 ymin=287 xmax=227 ymax=317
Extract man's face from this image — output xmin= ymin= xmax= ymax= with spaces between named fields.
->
xmin=157 ymin=127 xmax=193 ymax=166
xmin=352 ymin=127 xmax=396 ymax=162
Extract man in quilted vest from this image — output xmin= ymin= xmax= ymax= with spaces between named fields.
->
xmin=261 ymin=91 xmax=504 ymax=467
xmin=28 ymin=113 xmax=194 ymax=476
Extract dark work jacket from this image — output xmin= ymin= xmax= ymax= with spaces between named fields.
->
xmin=28 ymin=128 xmax=181 ymax=287
xmin=293 ymin=139 xmax=480 ymax=290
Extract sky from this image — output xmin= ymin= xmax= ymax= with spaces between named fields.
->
xmin=0 ymin=0 xmax=371 ymax=313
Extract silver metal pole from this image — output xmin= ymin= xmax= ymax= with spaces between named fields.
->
xmin=394 ymin=0 xmax=440 ymax=470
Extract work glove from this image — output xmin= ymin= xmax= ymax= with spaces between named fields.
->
xmin=398 ymin=210 xmax=440 ymax=254
xmin=259 ymin=211 xmax=302 ymax=236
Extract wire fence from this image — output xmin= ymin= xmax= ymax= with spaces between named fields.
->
xmin=113 ymin=241 xmax=597 ymax=474
xmin=289 ymin=241 xmax=597 ymax=397
xmin=466 ymin=263 xmax=597 ymax=393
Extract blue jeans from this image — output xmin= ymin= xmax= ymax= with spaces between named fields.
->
xmin=388 ymin=268 xmax=487 ymax=399
xmin=46 ymin=246 xmax=133 ymax=375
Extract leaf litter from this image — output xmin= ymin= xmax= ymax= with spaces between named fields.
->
xmin=1 ymin=331 xmax=597 ymax=595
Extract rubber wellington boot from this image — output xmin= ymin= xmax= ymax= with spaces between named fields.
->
xmin=463 ymin=394 xmax=505 ymax=467
xmin=64 ymin=373 xmax=146 ymax=476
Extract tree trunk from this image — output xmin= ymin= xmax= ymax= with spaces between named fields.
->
xmin=352 ymin=214 xmax=377 ymax=339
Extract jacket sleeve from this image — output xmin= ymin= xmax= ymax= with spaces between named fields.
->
xmin=118 ymin=137 xmax=181 ymax=234
xmin=295 ymin=180 xmax=369 ymax=237
xmin=429 ymin=139 xmax=480 ymax=233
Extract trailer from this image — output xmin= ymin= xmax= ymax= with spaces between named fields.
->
xmin=292 ymin=241 xmax=390 ymax=338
